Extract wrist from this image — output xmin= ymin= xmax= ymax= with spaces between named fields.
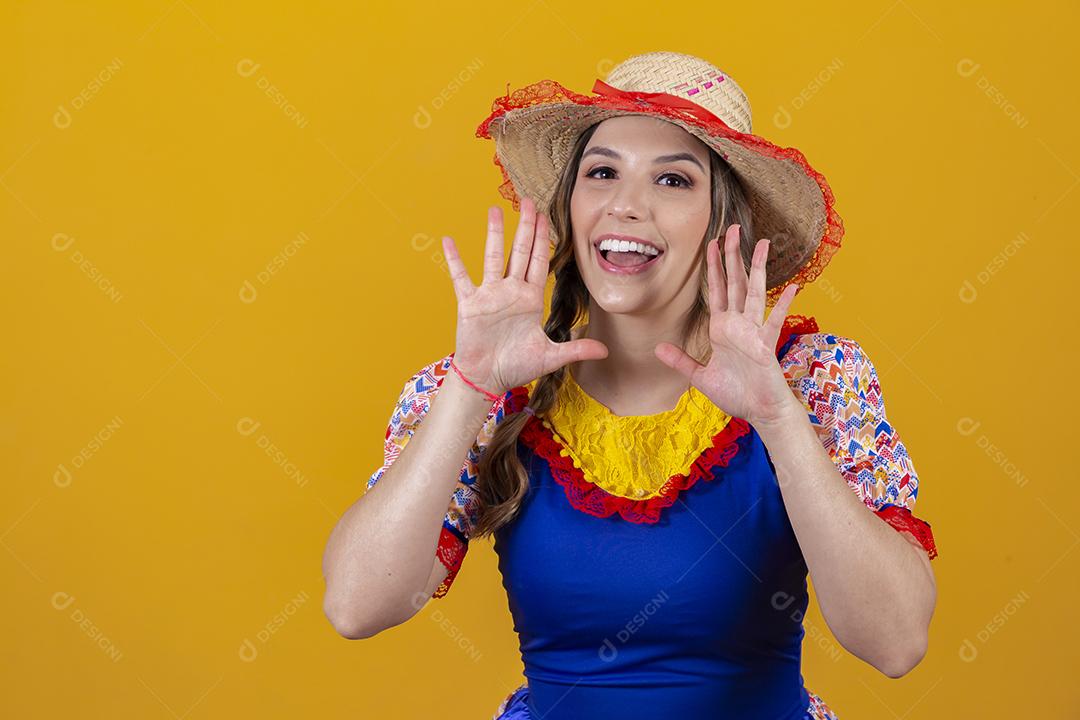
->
xmin=448 ymin=354 xmax=503 ymax=401
xmin=751 ymin=393 xmax=807 ymax=436
xmin=443 ymin=362 xmax=503 ymax=408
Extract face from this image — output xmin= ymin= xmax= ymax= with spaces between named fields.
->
xmin=570 ymin=114 xmax=713 ymax=319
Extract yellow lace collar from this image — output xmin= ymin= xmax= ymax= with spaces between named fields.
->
xmin=525 ymin=367 xmax=736 ymax=500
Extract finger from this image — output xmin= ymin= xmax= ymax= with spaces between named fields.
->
xmin=706 ymin=234 xmax=727 ymax=313
xmin=654 ymin=341 xmax=705 ymax=385
xmin=744 ymin=237 xmax=769 ymax=324
xmin=483 ymin=206 xmax=505 ymax=284
xmin=724 ymin=224 xmax=748 ymax=312
xmin=524 ymin=209 xmax=552 ymax=286
xmin=506 ymin=196 xmax=537 ymax=280
xmin=551 ymin=338 xmax=609 ymax=370
xmin=442 ymin=235 xmax=475 ymax=300
xmin=764 ymin=282 xmax=799 ymax=340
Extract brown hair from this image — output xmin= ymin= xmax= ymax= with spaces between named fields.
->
xmin=471 ymin=119 xmax=756 ymax=538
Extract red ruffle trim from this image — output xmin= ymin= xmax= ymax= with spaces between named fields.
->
xmin=874 ymin=505 xmax=938 ymax=560
xmin=776 ymin=314 xmax=819 ymax=356
xmin=474 ymin=79 xmax=846 ymax=306
xmin=432 ymin=526 xmax=467 ymax=599
xmin=507 ymin=384 xmax=751 ymax=523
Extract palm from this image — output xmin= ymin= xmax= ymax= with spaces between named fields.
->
xmin=655 ymin=224 xmax=801 ymax=428
xmin=456 ymin=280 xmax=574 ymax=393
xmin=443 ymin=197 xmax=609 ymax=395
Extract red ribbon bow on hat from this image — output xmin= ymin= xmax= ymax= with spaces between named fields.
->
xmin=591 ymin=78 xmax=729 ymax=130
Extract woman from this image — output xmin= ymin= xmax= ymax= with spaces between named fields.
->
xmin=322 ymin=52 xmax=939 ymax=719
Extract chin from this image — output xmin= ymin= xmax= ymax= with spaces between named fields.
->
xmin=585 ymin=288 xmax=656 ymax=315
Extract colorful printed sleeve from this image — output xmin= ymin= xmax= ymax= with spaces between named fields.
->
xmin=779 ymin=333 xmax=938 ymax=560
xmin=366 ymin=352 xmax=512 ymax=598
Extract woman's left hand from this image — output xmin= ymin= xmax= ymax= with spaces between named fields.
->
xmin=654 ymin=223 xmax=803 ymax=430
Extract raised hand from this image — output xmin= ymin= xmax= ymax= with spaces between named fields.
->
xmin=654 ymin=224 xmax=802 ymax=429
xmin=442 ymin=196 xmax=609 ymax=396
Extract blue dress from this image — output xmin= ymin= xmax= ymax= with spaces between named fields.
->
xmin=490 ymin=331 xmax=825 ymax=720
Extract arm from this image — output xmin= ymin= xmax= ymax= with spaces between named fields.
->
xmin=758 ymin=405 xmax=936 ymax=677
xmin=323 ymin=197 xmax=609 ymax=638
xmin=759 ymin=336 xmax=937 ymax=678
xmin=321 ymin=368 xmax=495 ymax=639
xmin=654 ymin=230 xmax=936 ymax=677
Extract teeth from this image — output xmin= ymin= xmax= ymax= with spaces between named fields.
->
xmin=597 ymin=238 xmax=660 ymax=256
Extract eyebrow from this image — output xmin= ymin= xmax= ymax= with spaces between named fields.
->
xmin=581 ymin=145 xmax=706 ymax=173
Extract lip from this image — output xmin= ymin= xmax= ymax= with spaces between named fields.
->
xmin=594 ymin=241 xmax=664 ymax=275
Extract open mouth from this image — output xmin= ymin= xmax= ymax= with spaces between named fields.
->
xmin=595 ymin=242 xmax=664 ymax=274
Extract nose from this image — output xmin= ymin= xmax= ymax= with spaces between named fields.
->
xmin=606 ymin=175 xmax=648 ymax=222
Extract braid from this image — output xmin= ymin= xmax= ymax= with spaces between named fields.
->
xmin=472 ymin=253 xmax=587 ymax=536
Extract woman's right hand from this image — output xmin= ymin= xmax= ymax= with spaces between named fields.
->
xmin=441 ymin=196 xmax=609 ymax=396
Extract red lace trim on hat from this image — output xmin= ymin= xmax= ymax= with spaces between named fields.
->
xmin=475 ymin=79 xmax=846 ymax=305
xmin=432 ymin=527 xmax=467 ymax=598
xmin=874 ymin=504 xmax=939 ymax=560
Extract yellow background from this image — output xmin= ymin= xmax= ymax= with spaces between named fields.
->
xmin=4 ymin=1 xmax=1076 ymax=717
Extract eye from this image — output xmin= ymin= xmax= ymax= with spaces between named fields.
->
xmin=659 ymin=173 xmax=692 ymax=189
xmin=584 ymin=166 xmax=693 ymax=188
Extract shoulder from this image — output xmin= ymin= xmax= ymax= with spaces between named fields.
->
xmin=779 ymin=331 xmax=874 ymax=387
xmin=778 ymin=331 xmax=892 ymax=444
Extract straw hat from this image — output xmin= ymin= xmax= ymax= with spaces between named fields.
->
xmin=475 ymin=50 xmax=845 ymax=305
